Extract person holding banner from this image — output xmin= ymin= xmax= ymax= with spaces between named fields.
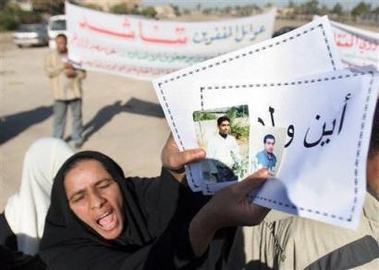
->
xmin=44 ymin=34 xmax=86 ymax=149
xmin=229 ymin=99 xmax=379 ymax=269
xmin=38 ymin=132 xmax=270 ymax=270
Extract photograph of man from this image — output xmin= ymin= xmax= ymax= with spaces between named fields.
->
xmin=205 ymin=115 xmax=242 ymax=182
xmin=252 ymin=134 xmax=277 ymax=175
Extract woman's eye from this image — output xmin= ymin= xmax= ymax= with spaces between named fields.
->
xmin=72 ymin=195 xmax=84 ymax=203
xmin=99 ymin=184 xmax=109 ymax=189
xmin=99 ymin=180 xmax=112 ymax=189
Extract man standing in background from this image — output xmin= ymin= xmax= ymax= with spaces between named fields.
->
xmin=45 ymin=34 xmax=86 ymax=149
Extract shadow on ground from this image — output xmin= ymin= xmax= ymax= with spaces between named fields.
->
xmin=80 ymin=97 xmax=164 ymax=142
xmin=0 ymin=98 xmax=163 ymax=145
xmin=0 ymin=106 xmax=53 ymax=145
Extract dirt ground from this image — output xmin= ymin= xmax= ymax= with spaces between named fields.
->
xmin=0 ymin=18 xmax=377 ymax=212
xmin=0 ymin=33 xmax=170 ymax=211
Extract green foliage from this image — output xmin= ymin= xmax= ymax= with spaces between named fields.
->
xmin=0 ymin=4 xmax=42 ymax=31
xmin=372 ymin=7 xmax=379 ymax=15
xmin=193 ymin=111 xmax=217 ymax=122
xmin=351 ymin=1 xmax=372 ymax=17
xmin=32 ymin=0 xmax=65 ymax=14
xmin=0 ymin=12 xmax=18 ymax=30
xmin=319 ymin=4 xmax=329 ymax=15
xmin=109 ymin=3 xmax=129 ymax=14
xmin=332 ymin=3 xmax=343 ymax=16
xmin=18 ymin=10 xmax=42 ymax=24
xmin=140 ymin=7 xmax=157 ymax=18
xmin=225 ymin=105 xmax=249 ymax=119
xmin=231 ymin=151 xmax=249 ymax=178
xmin=299 ymin=0 xmax=319 ymax=15
xmin=109 ymin=4 xmax=156 ymax=18
xmin=0 ymin=0 xmax=10 ymax=10
xmin=230 ymin=122 xmax=249 ymax=140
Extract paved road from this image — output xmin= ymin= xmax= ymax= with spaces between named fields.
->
xmin=0 ymin=33 xmax=170 ymax=211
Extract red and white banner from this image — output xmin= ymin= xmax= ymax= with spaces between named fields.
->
xmin=330 ymin=19 xmax=379 ymax=70
xmin=65 ymin=2 xmax=276 ymax=80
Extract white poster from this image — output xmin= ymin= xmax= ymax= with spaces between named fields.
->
xmin=200 ymin=67 xmax=379 ymax=229
xmin=65 ymin=1 xmax=276 ymax=79
xmin=153 ymin=16 xmax=343 ymax=191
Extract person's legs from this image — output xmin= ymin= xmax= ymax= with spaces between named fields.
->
xmin=70 ymin=99 xmax=83 ymax=147
xmin=53 ymin=100 xmax=67 ymax=139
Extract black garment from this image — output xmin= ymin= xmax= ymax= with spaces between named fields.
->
xmin=39 ymin=151 xmax=236 ymax=270
xmin=0 ymin=213 xmax=17 ymax=250
xmin=0 ymin=213 xmax=46 ymax=270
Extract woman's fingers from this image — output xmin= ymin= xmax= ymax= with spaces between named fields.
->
xmin=161 ymin=133 xmax=205 ymax=171
xmin=232 ymin=168 xmax=269 ymax=198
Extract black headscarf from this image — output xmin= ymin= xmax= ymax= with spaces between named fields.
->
xmin=44 ymin=151 xmax=154 ymax=245
xmin=39 ymin=151 xmax=231 ymax=270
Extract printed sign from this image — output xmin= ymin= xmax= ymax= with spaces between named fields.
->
xmin=316 ymin=16 xmax=379 ymax=70
xmin=153 ymin=16 xmax=343 ymax=191
xmin=65 ymin=2 xmax=276 ymax=79
xmin=199 ymin=68 xmax=379 ymax=229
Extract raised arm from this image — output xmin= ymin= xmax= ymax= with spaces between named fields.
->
xmin=189 ymin=169 xmax=269 ymax=257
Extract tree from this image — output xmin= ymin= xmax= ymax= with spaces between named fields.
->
xmin=332 ymin=3 xmax=343 ymax=16
xmin=32 ymin=0 xmax=64 ymax=14
xmin=109 ymin=3 xmax=129 ymax=14
xmin=287 ymin=1 xmax=296 ymax=8
xmin=170 ymin=4 xmax=181 ymax=16
xmin=0 ymin=0 xmax=10 ymax=10
xmin=301 ymin=0 xmax=319 ymax=15
xmin=319 ymin=4 xmax=329 ymax=15
xmin=351 ymin=1 xmax=371 ymax=18
xmin=140 ymin=7 xmax=156 ymax=18
xmin=372 ymin=6 xmax=379 ymax=15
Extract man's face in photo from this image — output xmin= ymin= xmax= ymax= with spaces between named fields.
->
xmin=218 ymin=120 xmax=230 ymax=135
xmin=264 ymin=138 xmax=275 ymax=154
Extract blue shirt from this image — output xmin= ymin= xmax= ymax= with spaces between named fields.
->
xmin=254 ymin=150 xmax=277 ymax=171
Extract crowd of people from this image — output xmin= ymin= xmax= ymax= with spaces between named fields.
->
xmin=0 ymin=34 xmax=378 ymax=270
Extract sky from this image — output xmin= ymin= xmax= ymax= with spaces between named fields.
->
xmin=141 ymin=0 xmax=379 ymax=11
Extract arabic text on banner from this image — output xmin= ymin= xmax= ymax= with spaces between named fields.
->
xmin=315 ymin=16 xmax=379 ymax=70
xmin=65 ymin=1 xmax=276 ymax=80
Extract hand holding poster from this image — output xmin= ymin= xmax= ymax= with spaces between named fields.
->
xmin=199 ymin=68 xmax=379 ymax=229
xmin=153 ymin=16 xmax=342 ymax=191
xmin=153 ymin=16 xmax=379 ymax=229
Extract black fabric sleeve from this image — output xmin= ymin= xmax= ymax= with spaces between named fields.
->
xmin=128 ymin=168 xmax=210 ymax=237
xmin=0 ymin=245 xmax=46 ymax=270
xmin=120 ymin=168 xmax=212 ymax=269
xmin=0 ymin=213 xmax=17 ymax=250
xmin=41 ymin=168 xmax=234 ymax=270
